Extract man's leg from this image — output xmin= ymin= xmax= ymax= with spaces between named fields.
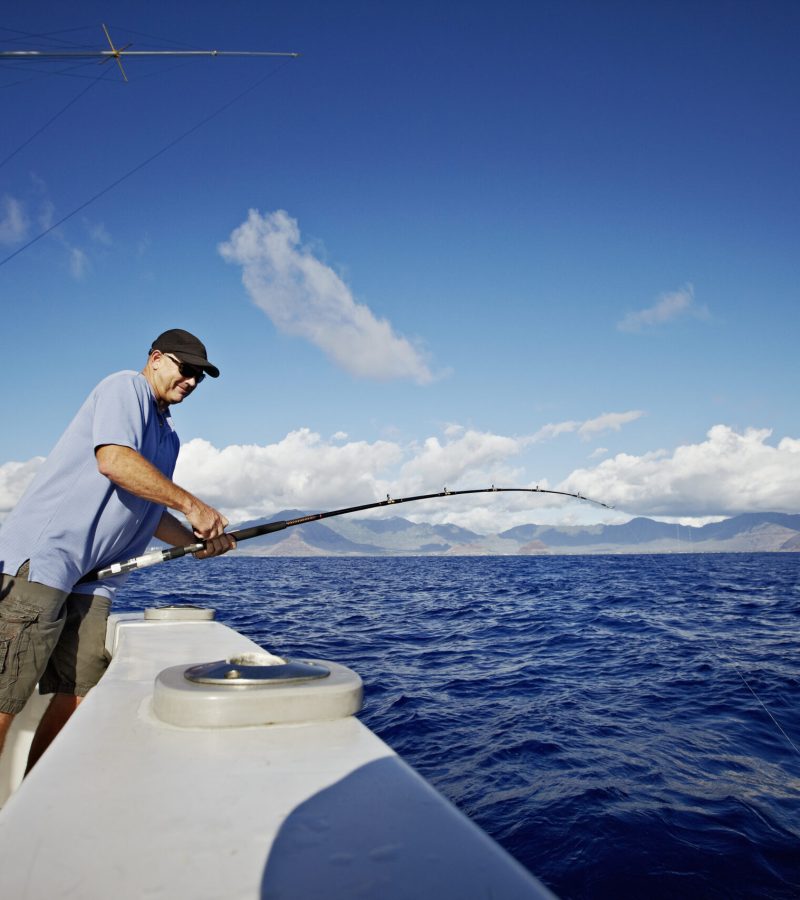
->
xmin=25 ymin=693 xmax=82 ymax=773
xmin=0 ymin=567 xmax=68 ymax=764
xmin=0 ymin=711 xmax=15 ymax=757
xmin=29 ymin=591 xmax=110 ymax=771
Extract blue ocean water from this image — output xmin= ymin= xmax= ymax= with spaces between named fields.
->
xmin=121 ymin=553 xmax=800 ymax=899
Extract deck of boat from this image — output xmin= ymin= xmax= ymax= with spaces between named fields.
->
xmin=0 ymin=608 xmax=555 ymax=899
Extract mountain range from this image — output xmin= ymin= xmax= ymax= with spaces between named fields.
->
xmin=228 ymin=511 xmax=800 ymax=557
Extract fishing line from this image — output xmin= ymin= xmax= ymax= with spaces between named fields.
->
xmin=706 ymin=635 xmax=799 ymax=758
xmin=0 ymin=56 xmax=297 ymax=270
xmin=672 ymin=528 xmax=798 ymax=757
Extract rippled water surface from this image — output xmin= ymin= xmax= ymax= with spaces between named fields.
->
xmin=122 ymin=553 xmax=800 ymax=899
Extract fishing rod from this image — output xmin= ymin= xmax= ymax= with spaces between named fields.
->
xmin=80 ymin=486 xmax=613 ymax=583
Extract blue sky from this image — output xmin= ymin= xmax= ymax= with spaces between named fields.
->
xmin=1 ymin=1 xmax=798 ymax=532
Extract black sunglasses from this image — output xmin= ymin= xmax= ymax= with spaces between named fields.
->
xmin=165 ymin=353 xmax=206 ymax=383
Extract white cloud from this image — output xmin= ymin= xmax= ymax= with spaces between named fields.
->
xmin=219 ymin=209 xmax=435 ymax=384
xmin=532 ymin=410 xmax=643 ymax=443
xmin=173 ymin=429 xmax=404 ymax=523
xmin=617 ymin=284 xmax=709 ymax=332
xmin=88 ymin=221 xmax=112 ymax=246
xmin=560 ymin=425 xmax=800 ymax=516
xmin=7 ymin=176 xmax=103 ymax=278
xmin=0 ymin=196 xmax=29 ymax=245
xmin=577 ymin=410 xmax=644 ymax=440
xmin=397 ymin=429 xmax=524 ymax=494
xmin=0 ymin=457 xmax=44 ymax=519
xmin=531 ymin=420 xmax=580 ymax=441
xmin=589 ymin=447 xmax=608 ymax=459
xmin=69 ymin=246 xmax=89 ymax=279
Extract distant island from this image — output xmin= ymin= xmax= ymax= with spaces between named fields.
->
xmin=227 ymin=511 xmax=800 ymax=557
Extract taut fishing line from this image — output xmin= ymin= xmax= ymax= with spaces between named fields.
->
xmin=707 ymin=635 xmax=799 ymax=758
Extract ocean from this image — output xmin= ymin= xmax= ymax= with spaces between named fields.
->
xmin=120 ymin=553 xmax=800 ymax=899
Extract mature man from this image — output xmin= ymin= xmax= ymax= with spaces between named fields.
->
xmin=0 ymin=329 xmax=235 ymax=768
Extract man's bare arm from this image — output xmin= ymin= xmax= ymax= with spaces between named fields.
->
xmin=95 ymin=444 xmax=228 ymax=540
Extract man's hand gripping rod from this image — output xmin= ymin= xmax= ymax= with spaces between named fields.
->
xmin=80 ymin=486 xmax=613 ymax=583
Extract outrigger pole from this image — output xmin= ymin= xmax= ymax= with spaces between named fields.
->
xmin=79 ymin=486 xmax=613 ymax=583
xmin=0 ymin=24 xmax=300 ymax=82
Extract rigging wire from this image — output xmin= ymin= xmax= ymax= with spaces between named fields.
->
xmin=0 ymin=25 xmax=124 ymax=87
xmin=0 ymin=25 xmax=99 ymax=47
xmin=99 ymin=24 xmax=204 ymax=50
xmin=0 ymin=59 xmax=115 ymax=88
xmin=0 ymin=55 xmax=297 ymax=270
xmin=0 ymin=68 xmax=112 ymax=170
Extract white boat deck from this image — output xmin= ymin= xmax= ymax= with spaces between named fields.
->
xmin=0 ymin=610 xmax=555 ymax=899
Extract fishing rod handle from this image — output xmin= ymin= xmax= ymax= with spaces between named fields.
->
xmin=87 ymin=542 xmax=201 ymax=581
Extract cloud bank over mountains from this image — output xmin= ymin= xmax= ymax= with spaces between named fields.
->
xmin=562 ymin=425 xmax=800 ymax=517
xmin=3 ymin=422 xmax=797 ymax=531
xmin=219 ymin=209 xmax=434 ymax=384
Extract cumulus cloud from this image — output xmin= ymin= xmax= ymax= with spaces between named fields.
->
xmin=532 ymin=410 xmax=643 ymax=443
xmin=219 ymin=209 xmax=434 ymax=384
xmin=170 ymin=426 xmax=562 ymax=531
xmin=397 ymin=429 xmax=524 ymax=494
xmin=173 ymin=428 xmax=404 ymax=523
xmin=560 ymin=425 xmax=800 ymax=516
xmin=617 ymin=284 xmax=709 ymax=332
xmin=0 ymin=196 xmax=29 ymax=245
xmin=0 ymin=457 xmax=44 ymax=519
xmin=169 ymin=426 xmax=532 ymax=524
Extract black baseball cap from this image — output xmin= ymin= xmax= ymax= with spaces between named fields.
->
xmin=150 ymin=329 xmax=220 ymax=378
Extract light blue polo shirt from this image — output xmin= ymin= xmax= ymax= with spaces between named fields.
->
xmin=0 ymin=371 xmax=180 ymax=599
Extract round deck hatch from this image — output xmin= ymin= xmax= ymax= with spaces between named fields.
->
xmin=185 ymin=654 xmax=330 ymax=686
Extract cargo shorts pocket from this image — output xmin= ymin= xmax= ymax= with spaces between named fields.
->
xmin=0 ymin=604 xmax=40 ymax=678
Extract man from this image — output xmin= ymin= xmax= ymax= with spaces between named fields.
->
xmin=0 ymin=328 xmax=235 ymax=768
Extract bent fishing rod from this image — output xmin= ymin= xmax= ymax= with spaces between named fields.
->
xmin=80 ymin=486 xmax=612 ymax=583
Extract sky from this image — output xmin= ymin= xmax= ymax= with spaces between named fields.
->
xmin=1 ymin=1 xmax=798 ymax=533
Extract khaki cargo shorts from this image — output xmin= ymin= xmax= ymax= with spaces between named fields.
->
xmin=0 ymin=562 xmax=110 ymax=715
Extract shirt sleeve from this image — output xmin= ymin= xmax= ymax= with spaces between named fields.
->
xmin=91 ymin=374 xmax=149 ymax=453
